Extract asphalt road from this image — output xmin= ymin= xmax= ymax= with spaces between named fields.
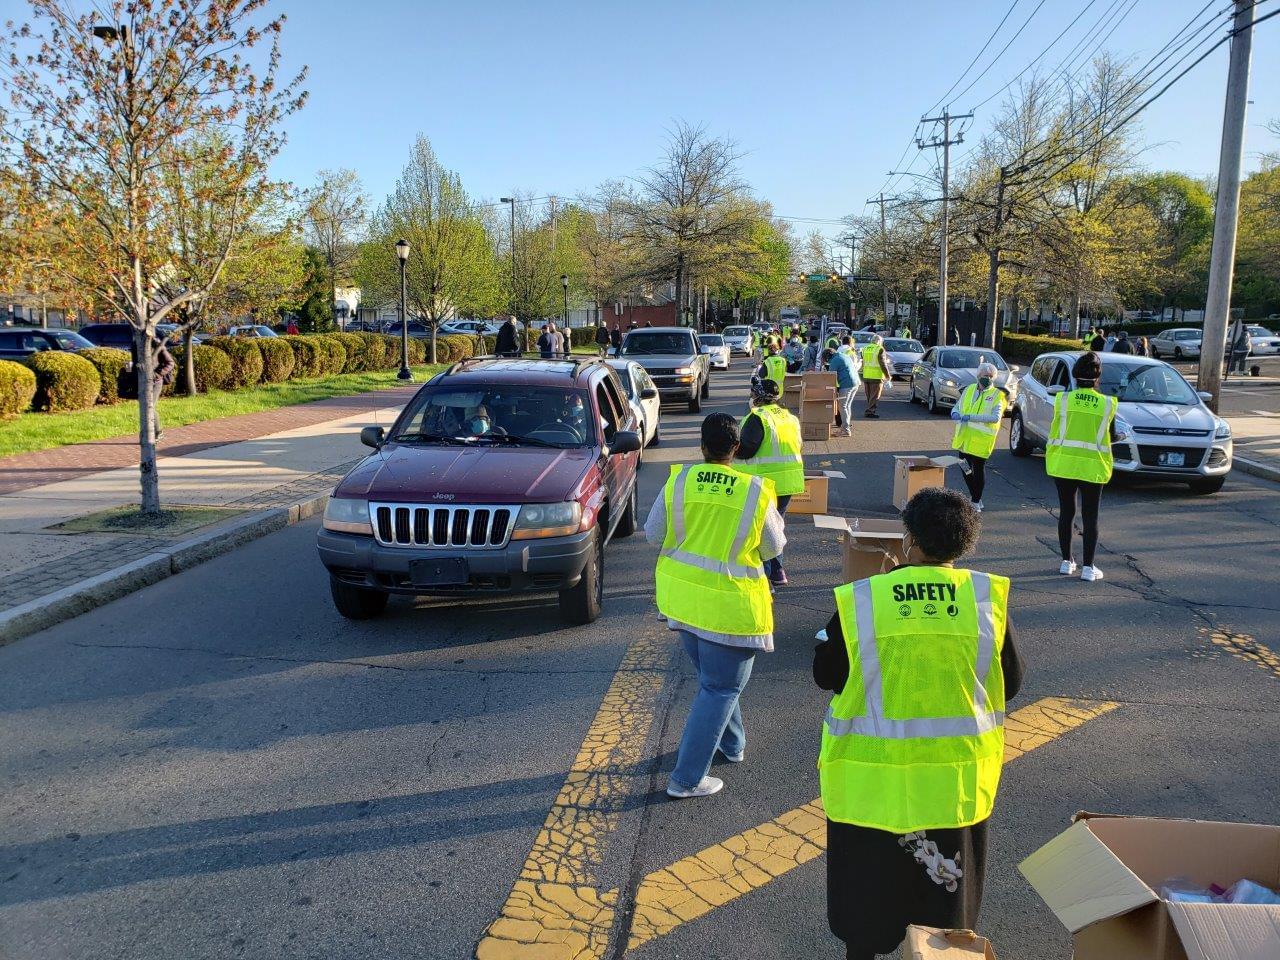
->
xmin=2 ymin=358 xmax=1278 ymax=960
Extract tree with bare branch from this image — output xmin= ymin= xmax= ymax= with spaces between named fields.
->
xmin=304 ymin=167 xmax=366 ymax=328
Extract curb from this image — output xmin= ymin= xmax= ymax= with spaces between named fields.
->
xmin=0 ymin=491 xmax=332 ymax=647
xmin=1234 ymin=456 xmax=1280 ymax=484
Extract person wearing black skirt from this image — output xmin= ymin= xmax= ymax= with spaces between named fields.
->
xmin=813 ymin=490 xmax=1025 ymax=959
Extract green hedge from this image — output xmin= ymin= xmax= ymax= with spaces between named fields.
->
xmin=327 ymin=332 xmax=369 ymax=372
xmin=26 ymin=351 xmax=101 ymax=412
xmin=256 ymin=337 xmax=296 ymax=383
xmin=357 ymin=332 xmax=391 ymax=371
xmin=312 ymin=335 xmax=348 ymax=376
xmin=206 ymin=337 xmax=265 ymax=389
xmin=999 ymin=332 xmax=1085 ymax=364
xmin=78 ymin=347 xmax=131 ymax=404
xmin=173 ymin=344 xmax=233 ymax=393
xmin=0 ymin=359 xmax=37 ymax=418
xmin=281 ymin=335 xmax=326 ymax=378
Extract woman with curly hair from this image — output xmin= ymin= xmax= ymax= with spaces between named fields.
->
xmin=813 ymin=488 xmax=1025 ymax=959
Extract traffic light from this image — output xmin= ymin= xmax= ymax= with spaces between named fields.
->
xmin=829 ymin=274 xmax=840 ymax=283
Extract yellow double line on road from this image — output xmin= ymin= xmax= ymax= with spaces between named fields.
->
xmin=477 ymin=632 xmax=1118 ymax=959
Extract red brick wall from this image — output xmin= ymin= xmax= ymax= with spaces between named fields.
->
xmin=602 ymin=303 xmax=677 ymax=330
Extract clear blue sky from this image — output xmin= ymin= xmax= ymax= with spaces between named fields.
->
xmin=8 ymin=0 xmax=1280 ymax=238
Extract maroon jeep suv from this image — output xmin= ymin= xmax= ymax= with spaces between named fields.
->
xmin=316 ymin=356 xmax=643 ymax=624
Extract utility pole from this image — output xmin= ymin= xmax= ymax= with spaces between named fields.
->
xmin=867 ymin=192 xmax=899 ymax=327
xmin=918 ymin=108 xmax=972 ymax=347
xmin=984 ymin=169 xmax=1009 ymax=350
xmin=1198 ymin=0 xmax=1255 ymax=413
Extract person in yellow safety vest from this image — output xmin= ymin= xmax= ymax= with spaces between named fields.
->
xmin=756 ymin=342 xmax=787 ymax=395
xmin=859 ymin=334 xmax=894 ymax=418
xmin=737 ymin=378 xmax=805 ymax=586
xmin=1045 ymin=351 xmax=1119 ymax=584
xmin=645 ymin=413 xmax=785 ymax=799
xmin=813 ymin=488 xmax=1025 ymax=960
xmin=949 ymin=361 xmax=1008 ymax=512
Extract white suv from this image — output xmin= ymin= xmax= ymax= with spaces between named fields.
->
xmin=1149 ymin=328 xmax=1202 ymax=360
xmin=1008 ymin=351 xmax=1232 ymax=494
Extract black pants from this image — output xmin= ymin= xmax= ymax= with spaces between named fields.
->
xmin=960 ymin=453 xmax=986 ymax=503
xmin=1054 ymin=476 xmax=1103 ymax=566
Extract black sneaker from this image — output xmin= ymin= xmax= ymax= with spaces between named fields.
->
xmin=864 ymin=412 xmax=880 ymax=419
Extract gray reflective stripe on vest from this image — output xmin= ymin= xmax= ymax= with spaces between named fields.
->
xmin=827 ymin=575 xmax=1002 ymax=740
xmin=743 ymin=454 xmax=805 ymax=465
xmin=663 ymin=472 xmax=765 ymax=579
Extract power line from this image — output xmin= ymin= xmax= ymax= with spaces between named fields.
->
xmin=948 ymin=0 xmax=1052 ymax=107
xmin=923 ymin=0 xmax=1024 ymax=117
xmin=970 ymin=0 xmax=1105 ymax=111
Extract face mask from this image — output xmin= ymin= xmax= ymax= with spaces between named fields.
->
xmin=470 ymin=418 xmax=490 ymax=433
xmin=978 ymin=376 xmax=993 ymax=389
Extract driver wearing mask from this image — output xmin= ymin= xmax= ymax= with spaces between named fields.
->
xmin=465 ymin=405 xmax=495 ymax=437
xmin=557 ymin=394 xmax=589 ymax=435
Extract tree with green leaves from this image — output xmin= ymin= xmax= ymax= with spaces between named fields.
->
xmin=304 ymin=168 xmax=367 ymax=326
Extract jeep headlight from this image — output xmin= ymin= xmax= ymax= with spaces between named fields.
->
xmin=323 ymin=496 xmax=372 ymax=535
xmin=1214 ymin=417 xmax=1231 ymax=440
xmin=512 ymin=501 xmax=583 ymax=540
xmin=674 ymin=366 xmax=694 ymax=376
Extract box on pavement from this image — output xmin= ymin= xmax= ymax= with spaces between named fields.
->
xmin=801 ymin=420 xmax=832 ymax=442
xmin=787 ymin=470 xmax=846 ymax=515
xmin=1019 ymin=813 xmax=1280 ymax=960
xmin=814 ymin=514 xmax=906 ymax=582
xmin=801 ymin=387 xmax=837 ymax=424
xmin=900 ymin=927 xmax=997 ymax=960
xmin=892 ymin=455 xmax=963 ymax=511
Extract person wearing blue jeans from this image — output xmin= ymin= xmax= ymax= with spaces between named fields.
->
xmin=670 ymin=630 xmax=754 ymax=786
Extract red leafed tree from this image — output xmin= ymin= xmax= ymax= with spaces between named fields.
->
xmin=0 ymin=0 xmax=307 ymax=512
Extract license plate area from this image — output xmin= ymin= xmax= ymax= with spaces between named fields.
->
xmin=1157 ymin=451 xmax=1185 ymax=467
xmin=409 ymin=557 xmax=469 ymax=587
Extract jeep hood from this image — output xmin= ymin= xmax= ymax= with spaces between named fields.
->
xmin=336 ymin=443 xmax=593 ymax=504
xmin=622 ymin=354 xmax=698 ymax=369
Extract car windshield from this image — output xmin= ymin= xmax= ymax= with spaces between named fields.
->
xmin=52 ymin=330 xmax=95 ymax=350
xmin=393 ymin=386 xmax=595 ymax=447
xmin=1248 ymin=327 xmax=1272 ymax=337
xmin=938 ymin=350 xmax=1007 ymax=370
xmin=723 ymin=326 xmax=749 ymax=337
xmin=1097 ymin=362 xmax=1199 ymax=406
xmin=700 ymin=335 xmax=724 ymax=346
xmin=621 ymin=332 xmax=695 ymax=355
xmin=852 ymin=332 xmax=876 ymax=343
xmin=1175 ymin=331 xmax=1198 ymax=340
xmin=884 ymin=338 xmax=923 ymax=353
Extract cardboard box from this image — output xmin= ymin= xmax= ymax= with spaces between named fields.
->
xmin=786 ymin=469 xmax=846 ymax=515
xmin=801 ymin=420 xmax=831 ymax=442
xmin=813 ymin=514 xmax=906 ymax=582
xmin=802 ymin=371 xmax=837 ymax=390
xmin=892 ymin=455 xmax=963 ymax=511
xmin=900 ymin=927 xmax=997 ymax=960
xmin=1020 ymin=813 xmax=1280 ymax=960
xmin=801 ymin=400 xmax=836 ymax=424
xmin=782 ymin=375 xmax=804 ymax=413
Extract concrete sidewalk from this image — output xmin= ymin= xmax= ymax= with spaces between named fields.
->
xmin=0 ymin=393 xmax=405 ymax=641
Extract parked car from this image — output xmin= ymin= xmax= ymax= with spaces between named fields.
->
xmin=0 ymin=326 xmax=96 ymax=359
xmin=317 ymin=356 xmax=643 ymax=625
xmin=617 ymin=327 xmax=710 ymax=412
xmin=228 ymin=325 xmax=278 ymax=338
xmin=384 ymin=320 xmax=432 ymax=338
xmin=699 ymin=333 xmax=731 ymax=370
xmin=882 ymin=337 xmax=925 ymax=381
xmin=605 ymin=358 xmax=661 ymax=447
xmin=1009 ymin=351 xmax=1231 ymax=494
xmin=909 ymin=346 xmax=1020 ymax=414
xmin=1247 ymin=325 xmax=1280 ymax=357
xmin=78 ymin=322 xmax=136 ymax=349
xmin=439 ymin=319 xmax=496 ymax=337
xmin=1148 ymin=328 xmax=1201 ymax=360
xmin=722 ymin=324 xmax=753 ymax=355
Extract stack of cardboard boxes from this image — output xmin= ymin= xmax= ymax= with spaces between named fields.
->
xmin=800 ymin=371 xmax=837 ymax=441
xmin=782 ymin=374 xmax=803 ymax=415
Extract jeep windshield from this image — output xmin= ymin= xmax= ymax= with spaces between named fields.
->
xmin=621 ymin=332 xmax=695 ymax=355
xmin=392 ymin=386 xmax=596 ymax=447
xmin=1098 ymin=362 xmax=1198 ymax=406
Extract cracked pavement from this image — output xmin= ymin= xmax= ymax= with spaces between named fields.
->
xmin=1 ymin=361 xmax=1278 ymax=960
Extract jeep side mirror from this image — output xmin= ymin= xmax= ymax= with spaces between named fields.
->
xmin=360 ymin=425 xmax=385 ymax=449
xmin=640 ymin=387 xmax=658 ymax=399
xmin=608 ymin=430 xmax=642 ymax=456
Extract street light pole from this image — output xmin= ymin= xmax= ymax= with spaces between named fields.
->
xmin=561 ymin=274 xmax=569 ymax=346
xmin=395 ymin=239 xmax=411 ymax=380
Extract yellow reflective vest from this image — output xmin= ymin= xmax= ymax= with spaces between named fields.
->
xmin=820 ymin=565 xmax=1009 ymax=832
xmin=655 ymin=463 xmax=775 ymax=636
xmin=1045 ymin=388 xmax=1118 ymax=484
xmin=762 ymin=354 xmax=787 ymax=390
xmin=951 ymin=384 xmax=1007 ymax=459
xmin=738 ymin=404 xmax=806 ymax=496
xmin=861 ymin=343 xmax=886 ymax=380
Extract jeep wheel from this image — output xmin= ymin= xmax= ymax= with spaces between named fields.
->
xmin=330 ymin=576 xmax=388 ymax=620
xmin=1009 ymin=410 xmax=1034 ymax=457
xmin=614 ymin=480 xmax=639 ymax=538
xmin=560 ymin=529 xmax=603 ymax=624
xmin=701 ymin=375 xmax=710 ymax=399
xmin=1189 ymin=476 xmax=1225 ymax=495
xmin=688 ymin=391 xmax=702 ymax=413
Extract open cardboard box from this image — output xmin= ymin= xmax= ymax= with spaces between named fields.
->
xmin=814 ymin=513 xmax=905 ymax=582
xmin=803 ymin=371 xmax=837 ymax=390
xmin=801 ymin=420 xmax=832 ymax=442
xmin=900 ymin=926 xmax=997 ymax=959
xmin=787 ymin=470 xmax=846 ymax=515
xmin=892 ymin=455 xmax=963 ymax=511
xmin=1019 ymin=813 xmax=1280 ymax=960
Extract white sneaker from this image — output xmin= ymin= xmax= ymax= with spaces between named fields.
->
xmin=666 ymin=776 xmax=724 ymax=799
xmin=1059 ymin=560 xmax=1078 ymax=576
xmin=1081 ymin=565 xmax=1104 ymax=582
xmin=973 ymin=501 xmax=983 ymax=513
xmin=717 ymin=748 xmax=744 ymax=763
